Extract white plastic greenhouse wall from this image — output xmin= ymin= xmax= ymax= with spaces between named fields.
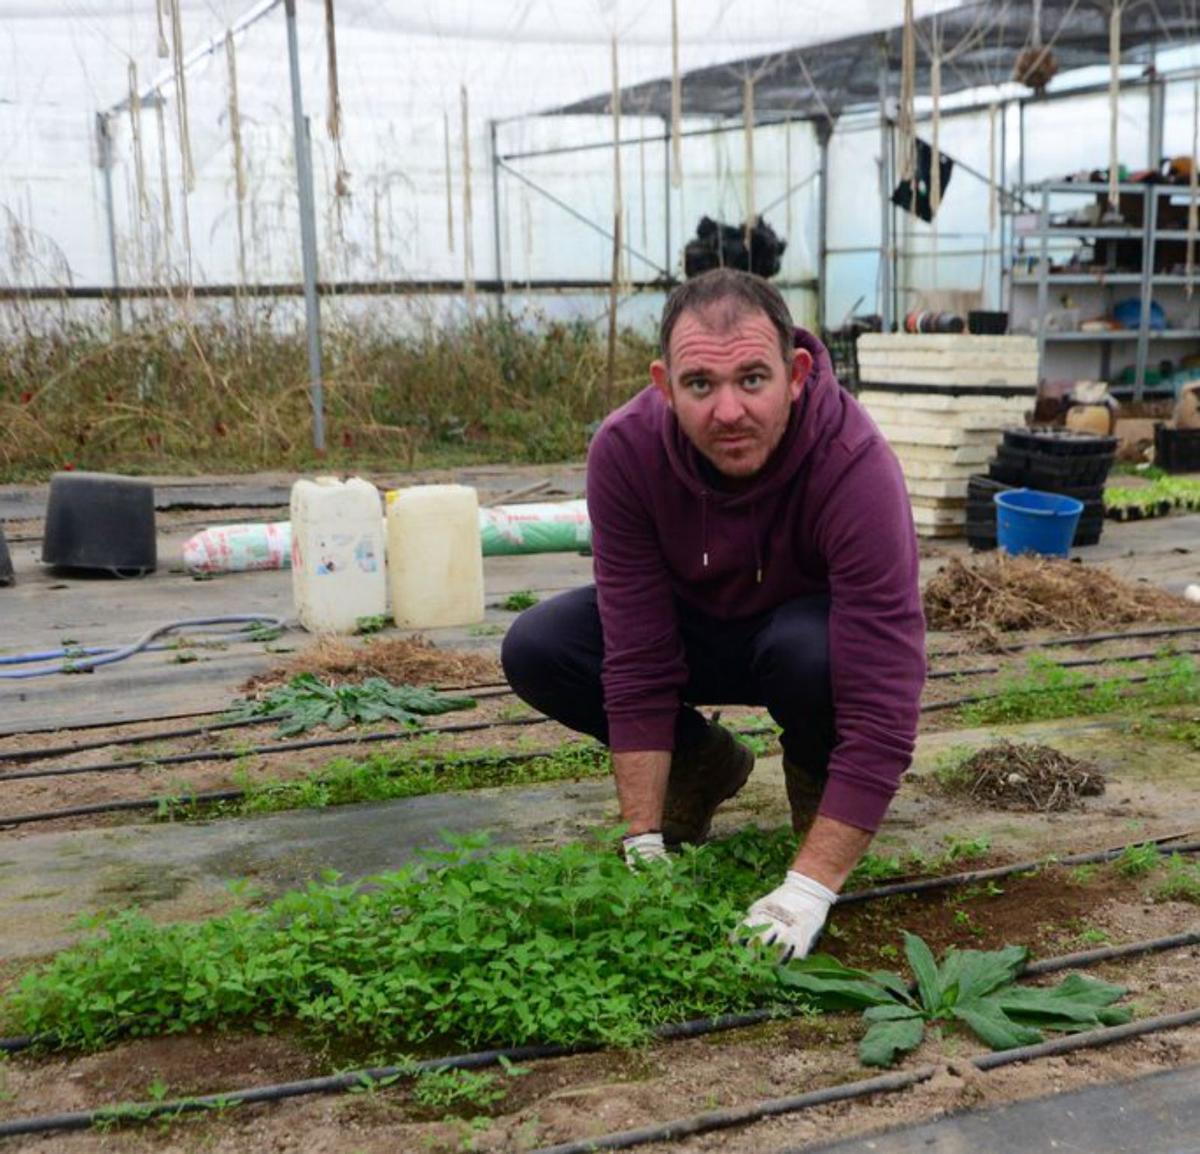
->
xmin=3 ymin=0 xmax=1200 ymax=335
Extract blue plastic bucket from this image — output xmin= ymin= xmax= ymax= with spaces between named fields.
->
xmin=994 ymin=488 xmax=1084 ymax=557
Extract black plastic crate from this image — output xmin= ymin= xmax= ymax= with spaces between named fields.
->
xmin=1002 ymin=427 xmax=1119 ymax=457
xmin=990 ymin=446 xmax=1116 ymax=487
xmin=1155 ymin=425 xmax=1200 ymax=474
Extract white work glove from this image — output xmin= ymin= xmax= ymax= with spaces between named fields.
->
xmin=622 ymin=831 xmax=670 ymax=868
xmin=738 ymin=871 xmax=837 ymax=962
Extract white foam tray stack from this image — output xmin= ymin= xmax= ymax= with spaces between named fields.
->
xmin=855 ymin=334 xmax=1038 ymax=537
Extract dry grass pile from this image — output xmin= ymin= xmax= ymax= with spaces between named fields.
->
xmin=924 ymin=554 xmax=1198 ymax=639
xmin=944 ymin=741 xmax=1105 ymax=812
xmin=246 ymin=636 xmax=501 ymax=695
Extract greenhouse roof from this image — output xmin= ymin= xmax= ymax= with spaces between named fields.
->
xmin=544 ymin=0 xmax=1200 ymax=121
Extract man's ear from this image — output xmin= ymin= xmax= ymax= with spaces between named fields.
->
xmin=650 ymin=359 xmax=673 ymax=407
xmin=790 ymin=347 xmax=813 ymax=401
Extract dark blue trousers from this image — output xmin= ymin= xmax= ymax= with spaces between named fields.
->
xmin=501 ymin=585 xmax=835 ymax=772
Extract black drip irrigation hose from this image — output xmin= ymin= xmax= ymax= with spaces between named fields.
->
xmin=927 ymin=624 xmax=1200 ymax=661
xmin=533 ymin=1006 xmax=1200 ymax=1154
xmin=921 ymin=661 xmax=1198 ymax=714
xmin=0 ymin=931 xmax=1196 ymax=1142
xmin=839 ymin=837 xmax=1200 ymax=906
xmin=0 ymin=683 xmax=513 ymax=765
xmin=0 ymin=709 xmax=552 ymax=786
xmin=4 ymin=625 xmax=1196 ymax=766
xmin=925 ymin=644 xmax=1200 ymax=681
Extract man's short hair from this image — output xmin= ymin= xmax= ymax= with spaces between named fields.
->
xmin=659 ymin=269 xmax=794 ymax=364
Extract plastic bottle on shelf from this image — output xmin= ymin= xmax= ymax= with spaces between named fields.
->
xmin=387 ymin=485 xmax=485 ymax=628
xmin=290 ymin=477 xmax=387 ymax=634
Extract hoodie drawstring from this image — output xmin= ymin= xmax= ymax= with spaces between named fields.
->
xmin=752 ymin=502 xmax=763 ymax=584
xmin=701 ymin=492 xmax=709 ymax=568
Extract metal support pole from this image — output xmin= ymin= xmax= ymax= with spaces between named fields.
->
xmin=489 ymin=119 xmax=504 ymax=313
xmin=96 ymin=112 xmax=123 ymax=336
xmin=999 ymin=99 xmax=1008 ymax=308
xmin=284 ymin=0 xmax=325 ymax=454
xmin=816 ymin=119 xmax=833 ymax=333
xmin=1148 ymin=60 xmax=1165 ymax=172
xmin=878 ymin=38 xmax=892 ymax=332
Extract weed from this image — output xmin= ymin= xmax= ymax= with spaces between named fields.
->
xmin=1152 ymin=854 xmax=1200 ymax=903
xmin=500 ymin=591 xmax=539 ymax=612
xmin=226 ymin=674 xmax=475 ymax=737
xmin=1067 ymin=863 xmax=1101 ymax=886
xmin=0 ymin=311 xmax=657 ymax=481
xmin=467 ymin=624 xmax=507 ymax=637
xmin=930 ymin=745 xmax=975 ymax=790
xmin=779 ymin=932 xmax=1131 ymax=1068
xmin=412 ymin=1068 xmax=507 ymax=1114
xmin=941 ymin=835 xmax=991 ymax=865
xmin=3 ymin=828 xmax=815 ymax=1054
xmin=355 ymin=615 xmax=391 ymax=635
xmin=957 ymin=655 xmax=1198 ymax=727
xmin=201 ymin=740 xmax=612 ymax=819
xmin=1113 ymin=842 xmax=1161 ymax=878
xmin=847 ymin=854 xmax=905 ymax=885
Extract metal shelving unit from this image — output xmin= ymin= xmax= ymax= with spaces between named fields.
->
xmin=1008 ymin=181 xmax=1200 ymax=399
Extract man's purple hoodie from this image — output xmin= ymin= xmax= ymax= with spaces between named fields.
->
xmin=585 ymin=329 xmax=926 ymax=833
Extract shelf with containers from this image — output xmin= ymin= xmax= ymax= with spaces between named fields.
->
xmin=1006 ymin=181 xmax=1200 ymax=399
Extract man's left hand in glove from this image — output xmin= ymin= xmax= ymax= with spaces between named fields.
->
xmin=738 ymin=870 xmax=837 ymax=961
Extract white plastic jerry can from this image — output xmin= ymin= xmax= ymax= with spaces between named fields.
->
xmin=290 ymin=477 xmax=387 ymax=634
xmin=387 ymin=484 xmax=485 ymax=629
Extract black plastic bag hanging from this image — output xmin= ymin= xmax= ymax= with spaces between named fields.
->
xmin=892 ymin=137 xmax=954 ymax=222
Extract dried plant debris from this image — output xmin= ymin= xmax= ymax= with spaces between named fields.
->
xmin=923 ymin=554 xmax=1199 ymax=640
xmin=941 ymin=741 xmax=1105 ymax=812
xmin=246 ymin=636 xmax=501 ymax=695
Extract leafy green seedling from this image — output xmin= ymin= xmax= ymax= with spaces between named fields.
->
xmin=500 ymin=590 xmax=539 ymax=612
xmin=1152 ymin=854 xmax=1200 ymax=903
xmin=779 ymin=931 xmax=1131 ymax=1068
xmin=1114 ymin=842 xmax=1160 ymax=878
xmin=355 ymin=614 xmax=390 ymax=635
xmin=226 ymin=673 xmax=475 ymax=737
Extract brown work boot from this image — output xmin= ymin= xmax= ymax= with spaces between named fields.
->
xmin=661 ymin=721 xmax=755 ymax=846
xmin=783 ymin=756 xmax=826 ymax=834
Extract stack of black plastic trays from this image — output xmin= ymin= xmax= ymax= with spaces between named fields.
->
xmin=966 ymin=428 xmax=1118 ymax=551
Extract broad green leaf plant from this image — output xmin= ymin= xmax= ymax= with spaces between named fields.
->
xmin=780 ymin=931 xmax=1131 ymax=1067
xmin=227 ymin=673 xmax=476 ymax=737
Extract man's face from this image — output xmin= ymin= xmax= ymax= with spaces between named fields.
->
xmin=650 ymin=307 xmax=812 ymax=481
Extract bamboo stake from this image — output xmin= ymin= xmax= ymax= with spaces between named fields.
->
xmin=670 ymin=0 xmax=682 ymax=187
xmin=156 ymin=0 xmax=169 ymax=58
xmin=461 ymin=85 xmax=475 ymax=307
xmin=607 ymin=33 xmax=622 ymax=406
xmin=226 ymin=31 xmax=248 ymax=291
xmin=128 ymin=61 xmax=150 ymax=223
xmin=444 ymin=110 xmax=455 ymax=253
xmin=743 ymin=74 xmax=755 ymax=259
xmin=1109 ymin=2 xmax=1122 ymax=208
xmin=168 ymin=0 xmax=194 ymax=192
xmin=899 ymin=0 xmax=916 ymax=183
xmin=155 ymin=98 xmax=173 ymax=278
xmin=1189 ymin=80 xmax=1198 ymax=298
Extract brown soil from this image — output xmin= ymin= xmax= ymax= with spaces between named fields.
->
xmin=934 ymin=740 xmax=1106 ymax=813
xmin=1 ymin=896 xmax=1197 ymax=1153
xmin=241 ymin=636 xmax=503 ymax=696
xmin=923 ymin=554 xmax=1200 ymax=642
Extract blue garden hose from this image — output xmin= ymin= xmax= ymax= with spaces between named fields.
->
xmin=0 ymin=615 xmax=287 ymax=680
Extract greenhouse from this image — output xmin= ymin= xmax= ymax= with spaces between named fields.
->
xmin=2 ymin=4 xmax=1200 ymax=1152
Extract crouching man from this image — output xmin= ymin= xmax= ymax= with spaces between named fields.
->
xmin=502 ymin=269 xmax=925 ymax=959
